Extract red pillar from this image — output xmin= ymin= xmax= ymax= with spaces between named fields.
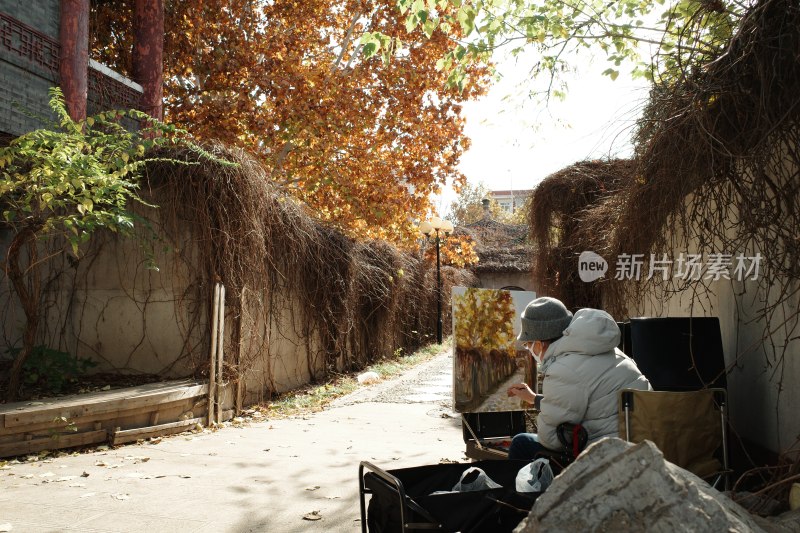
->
xmin=59 ymin=0 xmax=89 ymax=122
xmin=133 ymin=0 xmax=164 ymax=120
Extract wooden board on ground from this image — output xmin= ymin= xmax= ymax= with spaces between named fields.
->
xmin=0 ymin=381 xmax=235 ymax=458
xmin=111 ymin=417 xmax=204 ymax=445
xmin=0 ymin=429 xmax=108 ymax=457
xmin=1 ymin=380 xmax=208 ymax=428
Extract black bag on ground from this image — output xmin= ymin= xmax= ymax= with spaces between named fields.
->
xmin=361 ymin=459 xmax=538 ymax=533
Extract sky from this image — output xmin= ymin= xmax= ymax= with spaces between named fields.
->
xmin=435 ymin=50 xmax=652 ymax=215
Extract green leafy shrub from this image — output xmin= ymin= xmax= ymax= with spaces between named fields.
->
xmin=10 ymin=345 xmax=97 ymax=395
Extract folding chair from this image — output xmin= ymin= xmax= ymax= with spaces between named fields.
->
xmin=618 ymin=388 xmax=730 ymax=490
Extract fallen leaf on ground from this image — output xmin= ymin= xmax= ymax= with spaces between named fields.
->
xmin=305 ymin=486 xmax=320 ymax=491
xmin=81 ymin=471 xmax=90 ymax=477
xmin=112 ymin=493 xmax=130 ymax=500
xmin=302 ymin=511 xmax=322 ymax=521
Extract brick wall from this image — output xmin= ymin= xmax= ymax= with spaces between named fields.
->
xmin=0 ymin=60 xmax=58 ymax=135
xmin=0 ymin=1 xmax=60 ymax=135
xmin=0 ymin=1 xmax=144 ymax=137
xmin=0 ymin=0 xmax=59 ymax=39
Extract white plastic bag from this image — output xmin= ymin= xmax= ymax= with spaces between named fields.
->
xmin=515 ymin=458 xmax=554 ymax=493
xmin=357 ymin=371 xmax=380 ymax=385
xmin=451 ymin=467 xmax=502 ymax=492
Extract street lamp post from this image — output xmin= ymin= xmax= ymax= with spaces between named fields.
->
xmin=419 ymin=217 xmax=454 ymax=344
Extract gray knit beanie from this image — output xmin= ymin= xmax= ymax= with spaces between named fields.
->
xmin=517 ymin=297 xmax=573 ymax=342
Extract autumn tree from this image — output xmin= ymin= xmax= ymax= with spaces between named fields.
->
xmin=447 ymin=181 xmax=497 ymax=226
xmin=447 ymin=180 xmax=531 ymax=227
xmin=422 ymin=231 xmax=479 ymax=268
xmin=90 ymin=0 xmax=490 ymax=244
xmin=504 ymin=195 xmax=532 ymax=225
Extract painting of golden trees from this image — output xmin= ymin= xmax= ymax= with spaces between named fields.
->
xmin=452 ymin=287 xmax=536 ymax=412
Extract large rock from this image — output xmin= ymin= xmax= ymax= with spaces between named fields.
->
xmin=515 ymin=437 xmax=765 ymax=532
xmin=754 ymin=509 xmax=800 ymax=533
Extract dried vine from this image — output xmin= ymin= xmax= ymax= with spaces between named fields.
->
xmin=529 ymin=159 xmax=636 ymax=310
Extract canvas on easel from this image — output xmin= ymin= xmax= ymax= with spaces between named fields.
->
xmin=451 ymin=287 xmax=536 ymax=413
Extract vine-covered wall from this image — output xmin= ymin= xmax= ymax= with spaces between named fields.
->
xmin=528 ymin=0 xmax=800 ymax=454
xmin=0 ymin=145 xmax=477 ymax=400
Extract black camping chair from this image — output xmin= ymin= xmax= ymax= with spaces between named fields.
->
xmin=359 ymin=459 xmax=539 ymax=533
xmin=533 ymin=422 xmax=589 ymax=474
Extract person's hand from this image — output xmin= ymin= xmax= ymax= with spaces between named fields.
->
xmin=507 ymin=383 xmax=536 ymax=403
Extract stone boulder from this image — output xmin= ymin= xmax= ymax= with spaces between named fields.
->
xmin=754 ymin=509 xmax=800 ymax=533
xmin=515 ymin=437 xmax=765 ymax=532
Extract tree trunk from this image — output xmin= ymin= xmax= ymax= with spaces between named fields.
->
xmin=4 ymin=228 xmax=41 ymax=402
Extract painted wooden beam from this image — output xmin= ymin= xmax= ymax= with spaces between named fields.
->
xmin=59 ymin=0 xmax=89 ymax=121
xmin=133 ymin=0 xmax=164 ymax=120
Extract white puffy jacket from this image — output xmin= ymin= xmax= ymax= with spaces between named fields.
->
xmin=536 ymin=308 xmax=651 ymax=450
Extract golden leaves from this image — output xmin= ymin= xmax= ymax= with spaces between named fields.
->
xmin=91 ymin=0 xmax=489 ymax=245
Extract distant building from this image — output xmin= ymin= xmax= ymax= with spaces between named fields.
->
xmin=489 ymin=189 xmax=534 ymax=215
xmin=461 ymin=199 xmax=534 ymax=292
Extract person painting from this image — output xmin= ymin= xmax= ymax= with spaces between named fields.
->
xmin=506 ymin=297 xmax=651 ymax=461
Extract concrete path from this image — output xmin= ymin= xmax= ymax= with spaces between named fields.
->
xmin=0 ymin=349 xmax=468 ymax=532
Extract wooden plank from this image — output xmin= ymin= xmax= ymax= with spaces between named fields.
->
xmin=0 ymin=396 xmax=204 ymax=437
xmin=111 ymin=417 xmax=204 ymax=446
xmin=0 ymin=429 xmax=108 ymax=458
xmin=0 ymin=379 xmax=198 ymax=415
xmin=3 ymin=382 xmax=209 ymax=428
